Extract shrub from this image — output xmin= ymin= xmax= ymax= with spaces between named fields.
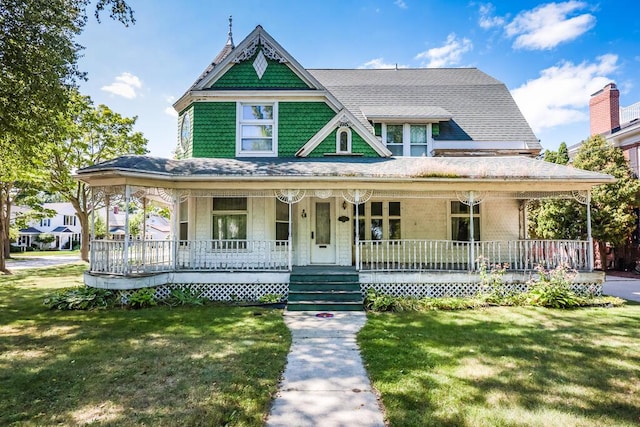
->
xmin=165 ymin=287 xmax=205 ymax=306
xmin=364 ymin=289 xmax=395 ymax=312
xmin=44 ymin=287 xmax=115 ymax=310
xmin=526 ymin=264 xmax=580 ymax=308
xmin=258 ymin=293 xmax=284 ymax=304
xmin=128 ymin=288 xmax=157 ymax=309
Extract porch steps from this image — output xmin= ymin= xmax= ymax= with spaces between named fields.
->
xmin=287 ymin=267 xmax=362 ymax=311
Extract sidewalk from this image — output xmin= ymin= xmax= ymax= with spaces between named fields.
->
xmin=603 ymin=274 xmax=640 ymax=302
xmin=266 ymin=311 xmax=385 ymax=427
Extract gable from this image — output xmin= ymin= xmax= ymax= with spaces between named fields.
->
xmin=306 ymin=130 xmax=379 ymax=158
xmin=210 ymin=51 xmax=312 ymax=89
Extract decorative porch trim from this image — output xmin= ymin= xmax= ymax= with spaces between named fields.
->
xmin=275 ymin=189 xmax=306 ymax=204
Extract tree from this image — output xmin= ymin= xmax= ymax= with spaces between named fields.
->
xmin=48 ymin=91 xmax=148 ymax=262
xmin=529 ymin=137 xmax=640 ymax=270
xmin=573 ymin=135 xmax=640 ymax=269
xmin=528 ymin=143 xmax=582 ymax=239
xmin=0 ymin=0 xmax=134 ymax=273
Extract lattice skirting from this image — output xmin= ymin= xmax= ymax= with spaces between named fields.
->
xmin=118 ymin=283 xmax=288 ymax=304
xmin=360 ymin=282 xmax=603 ymax=298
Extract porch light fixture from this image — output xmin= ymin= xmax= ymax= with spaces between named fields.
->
xmin=301 ymin=209 xmax=307 ymax=218
xmin=342 ymin=200 xmax=347 ymax=210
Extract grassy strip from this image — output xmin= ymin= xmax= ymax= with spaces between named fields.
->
xmin=9 ymin=250 xmax=81 ymax=258
xmin=359 ymin=307 xmax=640 ymax=426
xmin=0 ymin=265 xmax=291 ymax=426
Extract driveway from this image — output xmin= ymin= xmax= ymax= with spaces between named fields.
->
xmin=603 ymin=274 xmax=640 ymax=302
xmin=5 ymin=255 xmax=83 ymax=271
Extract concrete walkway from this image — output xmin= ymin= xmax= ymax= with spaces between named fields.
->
xmin=5 ymin=255 xmax=82 ymax=271
xmin=603 ymin=274 xmax=640 ymax=302
xmin=266 ymin=311 xmax=385 ymax=427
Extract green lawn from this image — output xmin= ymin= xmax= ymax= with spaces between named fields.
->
xmin=0 ymin=265 xmax=291 ymax=426
xmin=359 ymin=306 xmax=640 ymax=426
xmin=9 ymin=249 xmax=81 ymax=258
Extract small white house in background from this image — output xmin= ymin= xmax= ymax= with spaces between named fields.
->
xmin=16 ymin=202 xmax=81 ymax=250
xmin=107 ymin=207 xmax=170 ymax=240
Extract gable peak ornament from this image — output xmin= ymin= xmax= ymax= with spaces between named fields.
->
xmin=253 ymin=50 xmax=268 ymax=79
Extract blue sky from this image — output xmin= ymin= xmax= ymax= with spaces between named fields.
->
xmin=77 ymin=0 xmax=640 ymax=158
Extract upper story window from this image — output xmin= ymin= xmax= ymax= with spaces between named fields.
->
xmin=383 ymin=123 xmax=431 ymax=157
xmin=336 ymin=127 xmax=352 ymax=153
xmin=179 ymin=113 xmax=191 ymax=152
xmin=236 ymin=102 xmax=278 ymax=157
xmin=40 ymin=218 xmax=50 ymax=227
xmin=63 ymin=215 xmax=76 ymax=226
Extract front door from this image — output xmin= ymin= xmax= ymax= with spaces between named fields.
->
xmin=310 ymin=199 xmax=336 ymax=264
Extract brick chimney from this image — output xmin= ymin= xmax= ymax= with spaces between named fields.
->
xmin=589 ymin=83 xmax=620 ymax=135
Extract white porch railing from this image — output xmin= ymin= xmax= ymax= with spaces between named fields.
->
xmin=357 ymin=239 xmax=590 ymax=272
xmin=89 ymin=239 xmax=289 ymax=275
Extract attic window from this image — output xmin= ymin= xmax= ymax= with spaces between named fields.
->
xmin=253 ymin=50 xmax=268 ymax=79
xmin=336 ymin=127 xmax=352 ymax=153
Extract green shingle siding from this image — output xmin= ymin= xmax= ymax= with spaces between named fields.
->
xmin=191 ymin=102 xmax=236 ymax=158
xmin=307 ymin=130 xmax=380 ymax=158
xmin=211 ymin=50 xmax=310 ymax=89
xmin=278 ymin=102 xmax=336 ymax=156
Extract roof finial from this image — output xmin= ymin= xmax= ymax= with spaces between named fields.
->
xmin=227 ymin=15 xmax=234 ymax=47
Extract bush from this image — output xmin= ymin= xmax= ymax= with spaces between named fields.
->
xmin=258 ymin=293 xmax=284 ymax=304
xmin=44 ymin=287 xmax=115 ymax=310
xmin=128 ymin=288 xmax=157 ymax=309
xmin=165 ymin=287 xmax=205 ymax=306
xmin=526 ymin=264 xmax=580 ymax=308
xmin=364 ymin=289 xmax=395 ymax=312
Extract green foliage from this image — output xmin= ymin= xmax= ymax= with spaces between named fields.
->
xmin=477 ymin=256 xmax=512 ymax=302
xmin=527 ymin=264 xmax=580 ymax=308
xmin=165 ymin=287 xmax=205 ymax=306
xmin=36 ymin=233 xmax=56 ymax=245
xmin=128 ymin=287 xmax=157 ymax=309
xmin=258 ymin=293 xmax=284 ymax=303
xmin=364 ymin=289 xmax=396 ymax=312
xmin=43 ymin=286 xmax=115 ymax=310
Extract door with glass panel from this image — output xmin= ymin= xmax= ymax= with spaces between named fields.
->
xmin=310 ymin=199 xmax=336 ymax=264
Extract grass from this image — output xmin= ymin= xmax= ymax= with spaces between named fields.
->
xmin=359 ymin=306 xmax=640 ymax=426
xmin=0 ymin=265 xmax=291 ymax=426
xmin=9 ymin=249 xmax=81 ymax=258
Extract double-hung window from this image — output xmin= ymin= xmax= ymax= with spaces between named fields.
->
xmin=237 ymin=103 xmax=277 ymax=156
xmin=212 ymin=198 xmax=247 ymax=249
xmin=179 ymin=199 xmax=188 ymax=241
xmin=275 ymin=199 xmax=289 ymax=243
xmin=450 ymin=201 xmax=480 ymax=241
xmin=353 ymin=201 xmax=402 ymax=241
xmin=383 ymin=123 xmax=431 ymax=157
xmin=63 ymin=215 xmax=76 ymax=226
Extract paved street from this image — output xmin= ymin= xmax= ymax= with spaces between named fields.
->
xmin=603 ymin=274 xmax=640 ymax=302
xmin=5 ymin=255 xmax=83 ymax=271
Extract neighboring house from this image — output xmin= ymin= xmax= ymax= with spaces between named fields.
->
xmin=15 ymin=203 xmax=81 ymax=251
xmin=76 ymin=24 xmax=613 ymax=306
xmin=106 ymin=206 xmax=170 ymax=241
xmin=578 ymin=83 xmax=640 ymax=173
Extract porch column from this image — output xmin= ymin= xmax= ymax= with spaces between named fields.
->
xmin=90 ymin=188 xmax=95 ymax=268
xmin=469 ymin=191 xmax=475 ymax=271
xmin=586 ymin=190 xmax=594 ymax=271
xmin=141 ymin=197 xmax=147 ymax=268
xmin=288 ymin=197 xmax=293 ymax=271
xmin=123 ymin=185 xmax=131 ymax=275
xmin=172 ymin=193 xmax=179 ymax=271
xmin=355 ymin=191 xmax=360 ymax=270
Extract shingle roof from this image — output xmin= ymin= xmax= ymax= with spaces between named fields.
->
xmin=77 ymin=155 xmax=612 ymax=183
xmin=308 ymin=68 xmax=541 ymax=150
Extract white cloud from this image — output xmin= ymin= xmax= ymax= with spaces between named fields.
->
xmin=478 ymin=3 xmax=505 ymax=29
xmin=101 ymin=72 xmax=143 ymax=99
xmin=415 ymin=33 xmax=472 ymax=68
xmin=511 ymin=54 xmax=618 ymax=132
xmin=358 ymin=58 xmax=407 ymax=69
xmin=505 ymin=1 xmax=596 ymax=50
xmin=394 ymin=0 xmax=407 ymax=9
xmin=164 ymin=106 xmax=178 ymax=118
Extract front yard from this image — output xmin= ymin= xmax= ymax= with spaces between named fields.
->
xmin=359 ymin=306 xmax=640 ymax=426
xmin=0 ymin=264 xmax=291 ymax=426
